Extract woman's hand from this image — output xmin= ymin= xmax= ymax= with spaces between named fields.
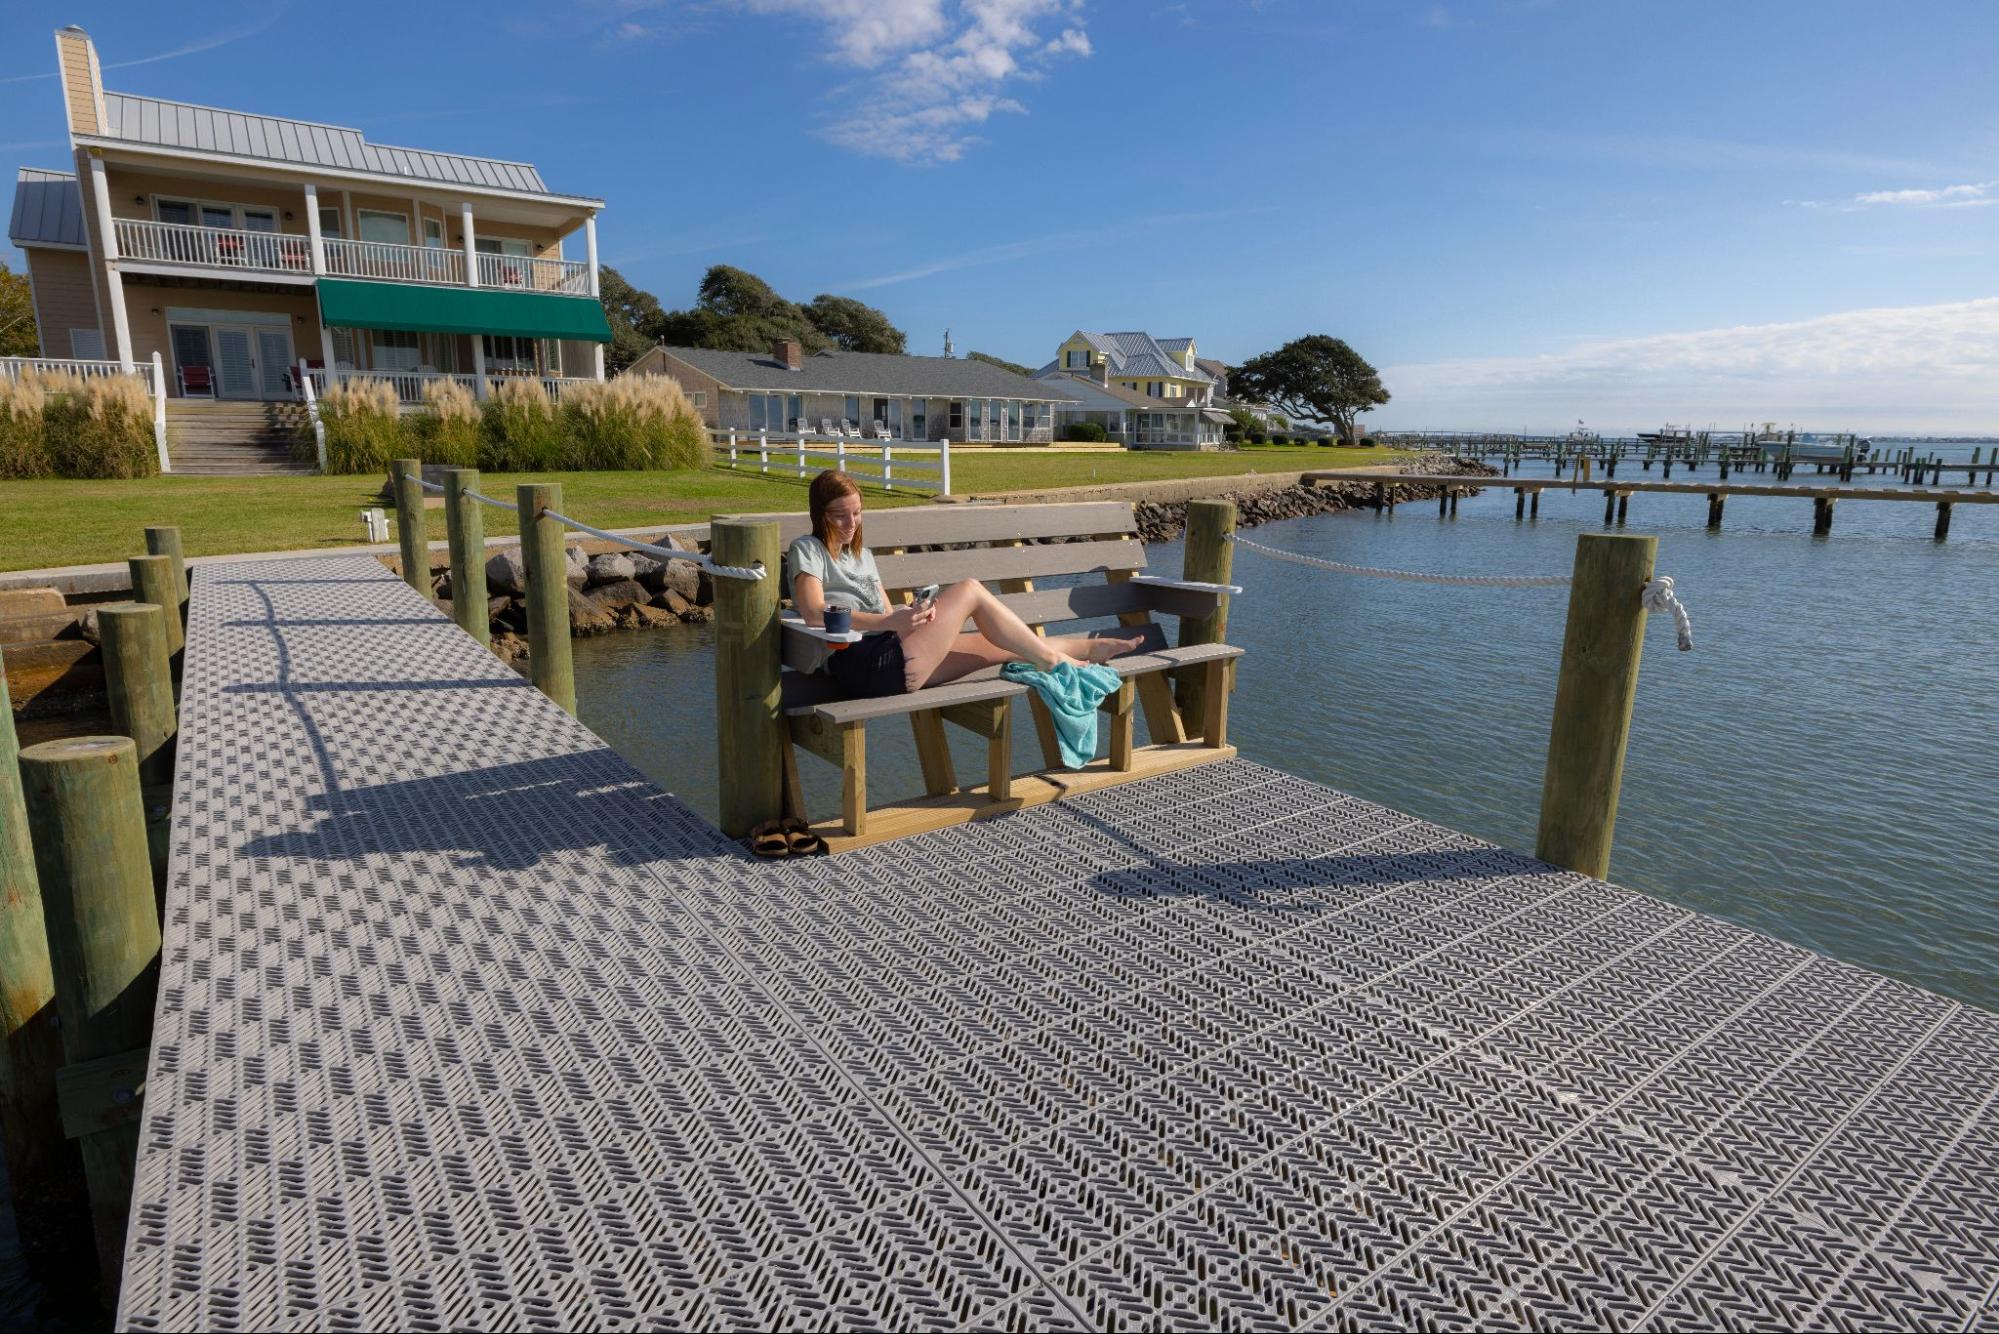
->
xmin=884 ymin=603 xmax=937 ymax=634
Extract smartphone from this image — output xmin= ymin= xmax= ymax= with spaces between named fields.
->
xmin=912 ymin=584 xmax=941 ymax=611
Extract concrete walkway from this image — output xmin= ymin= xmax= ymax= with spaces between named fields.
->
xmin=118 ymin=552 xmax=1999 ymax=1330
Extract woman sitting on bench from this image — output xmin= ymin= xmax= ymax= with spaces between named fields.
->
xmin=790 ymin=470 xmax=1142 ymax=700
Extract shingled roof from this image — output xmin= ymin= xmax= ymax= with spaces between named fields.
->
xmin=651 ymin=346 xmax=1081 ymax=400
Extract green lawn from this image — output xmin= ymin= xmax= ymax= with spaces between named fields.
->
xmin=2 ymin=445 xmax=1406 ymax=572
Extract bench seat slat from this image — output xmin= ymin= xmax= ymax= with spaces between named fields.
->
xmin=875 ymin=538 xmax=1145 ymax=590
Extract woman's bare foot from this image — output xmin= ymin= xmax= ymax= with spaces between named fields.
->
xmin=1084 ymin=635 xmax=1144 ymax=664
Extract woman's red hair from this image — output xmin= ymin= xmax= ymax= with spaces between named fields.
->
xmin=809 ymin=469 xmax=865 ymax=556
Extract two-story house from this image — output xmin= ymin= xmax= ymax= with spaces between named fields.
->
xmin=7 ymin=26 xmax=610 ymax=414
xmin=1036 ymin=331 xmax=1218 ymax=403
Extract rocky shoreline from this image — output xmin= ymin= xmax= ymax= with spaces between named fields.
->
xmin=430 ymin=456 xmax=1501 ymax=659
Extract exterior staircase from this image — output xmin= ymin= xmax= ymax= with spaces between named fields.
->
xmin=166 ymin=399 xmax=316 ymax=476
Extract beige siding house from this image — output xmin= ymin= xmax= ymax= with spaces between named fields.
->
xmin=7 ymin=25 xmax=611 ymax=404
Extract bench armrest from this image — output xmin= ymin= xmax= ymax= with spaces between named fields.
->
xmin=1129 ymin=575 xmax=1243 ymax=596
xmin=780 ymin=612 xmax=864 ymax=645
xmin=1127 ymin=574 xmax=1242 ymax=619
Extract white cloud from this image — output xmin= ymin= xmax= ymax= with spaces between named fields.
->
xmin=1375 ymin=298 xmax=1999 ymax=435
xmin=744 ymin=0 xmax=1091 ymax=164
xmin=1853 ymin=181 xmax=1998 ymax=208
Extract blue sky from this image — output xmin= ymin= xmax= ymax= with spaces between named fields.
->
xmin=5 ymin=1 xmax=1997 ymax=431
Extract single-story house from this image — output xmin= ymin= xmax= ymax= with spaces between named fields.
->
xmin=1035 ymin=372 xmax=1231 ymax=450
xmin=625 ymin=341 xmax=1080 ymax=445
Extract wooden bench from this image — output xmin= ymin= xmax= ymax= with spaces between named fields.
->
xmin=732 ymin=500 xmax=1242 ymax=851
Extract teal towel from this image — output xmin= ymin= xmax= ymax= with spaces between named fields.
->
xmin=1001 ymin=660 xmax=1121 ymax=768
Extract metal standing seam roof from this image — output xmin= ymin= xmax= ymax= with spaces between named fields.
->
xmin=1033 ymin=371 xmax=1211 ymax=414
xmin=1066 ymin=330 xmax=1215 ymax=384
xmin=116 ymin=549 xmax=1999 ymax=1332
xmin=7 ymin=167 xmax=86 ymax=248
xmin=89 ymin=91 xmax=594 ymax=202
xmin=653 ymin=345 xmax=1083 ymax=401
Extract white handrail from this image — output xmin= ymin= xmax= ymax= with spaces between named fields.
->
xmin=151 ymin=350 xmax=170 ymax=474
xmin=114 ymin=217 xmax=314 ymax=274
xmin=298 ymin=358 xmax=326 ymax=471
xmin=0 ymin=356 xmax=151 ymax=382
xmin=475 ymin=251 xmax=591 ymax=295
xmin=324 ymin=237 xmax=468 ymax=286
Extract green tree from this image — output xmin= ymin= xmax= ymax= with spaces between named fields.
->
xmin=597 ymin=265 xmax=665 ymax=374
xmin=657 ymin=264 xmax=826 ymax=353
xmin=1229 ymin=335 xmax=1389 ymax=441
xmin=805 ymin=294 xmax=906 ymax=353
xmin=0 ymin=262 xmax=39 ymax=357
xmin=967 ymin=350 xmax=1033 ymax=377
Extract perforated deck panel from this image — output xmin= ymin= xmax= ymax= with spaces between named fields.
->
xmin=119 ymin=555 xmax=1999 ymax=1331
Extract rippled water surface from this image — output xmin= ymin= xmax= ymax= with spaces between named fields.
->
xmin=577 ymin=459 xmax=1999 ymax=1010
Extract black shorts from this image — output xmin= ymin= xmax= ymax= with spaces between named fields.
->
xmin=826 ymin=631 xmax=908 ymax=699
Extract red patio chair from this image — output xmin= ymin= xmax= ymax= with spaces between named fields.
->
xmin=179 ymin=365 xmax=214 ymax=397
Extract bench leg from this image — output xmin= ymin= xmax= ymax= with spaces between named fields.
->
xmin=1027 ymin=693 xmax=1063 ymax=769
xmin=989 ymin=699 xmax=1012 ymax=801
xmin=1105 ymin=680 xmax=1135 ymax=771
xmin=840 ymin=723 xmax=867 ymax=836
xmin=1133 ymin=671 xmax=1186 ymax=745
xmin=781 ymin=739 xmax=806 ymax=822
xmin=1201 ymin=658 xmax=1229 ymax=749
xmin=910 ymin=710 xmax=957 ymax=797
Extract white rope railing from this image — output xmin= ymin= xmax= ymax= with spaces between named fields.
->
xmin=411 ymin=477 xmax=767 ymax=581
xmin=1229 ymin=531 xmax=1694 ymax=648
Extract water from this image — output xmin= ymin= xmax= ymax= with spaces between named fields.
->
xmin=576 ymin=461 xmax=1999 ymax=1011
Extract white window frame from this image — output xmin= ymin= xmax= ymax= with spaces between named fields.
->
xmin=318 ymin=206 xmax=344 ymax=240
xmin=356 ymin=209 xmax=411 ymax=246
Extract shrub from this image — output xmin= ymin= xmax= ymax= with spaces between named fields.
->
xmin=1359 ymin=435 xmax=1377 ymax=448
xmin=41 ymin=372 xmax=157 ymax=478
xmin=1246 ymin=428 xmax=1269 ymax=445
xmin=0 ymin=371 xmax=51 ymax=479
xmin=561 ymin=376 xmax=707 ymax=471
xmin=480 ymin=377 xmax=565 ymax=471
xmin=1060 ymin=420 xmax=1108 ymax=443
xmin=1317 ymin=436 xmax=1336 ymax=446
xmin=317 ymin=377 xmax=407 ymax=475
xmin=408 ymin=378 xmax=481 ymax=467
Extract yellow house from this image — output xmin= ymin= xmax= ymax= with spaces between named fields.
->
xmin=1038 ymin=331 xmax=1217 ymax=402
xmin=7 ymin=25 xmax=610 ymax=418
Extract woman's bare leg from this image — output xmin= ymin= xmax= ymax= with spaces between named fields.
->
xmin=912 ymin=632 xmax=1015 ymax=688
xmin=901 ymin=580 xmax=1147 ymax=688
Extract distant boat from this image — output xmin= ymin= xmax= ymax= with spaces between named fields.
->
xmin=1636 ymin=424 xmax=1696 ymax=446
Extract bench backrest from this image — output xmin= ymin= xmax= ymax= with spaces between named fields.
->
xmin=728 ymin=501 xmax=1177 ymax=649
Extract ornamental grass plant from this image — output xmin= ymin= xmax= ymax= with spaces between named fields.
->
xmin=560 ymin=376 xmax=706 ymax=471
xmin=411 ymin=377 xmax=480 ymax=467
xmin=317 ymin=377 xmax=406 ymax=475
xmin=39 ymin=372 xmax=157 ymax=478
xmin=479 ymin=376 xmax=564 ymax=471
xmin=0 ymin=370 xmax=51 ymax=478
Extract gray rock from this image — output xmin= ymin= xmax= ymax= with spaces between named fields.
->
xmin=628 ymin=552 xmax=666 ymax=588
xmin=564 ymin=545 xmax=589 ymax=589
xmin=485 ymin=548 xmax=528 ymax=596
xmin=586 ymin=553 xmax=635 ymax=586
xmin=590 ymin=578 xmax=652 ymax=612
xmin=659 ymin=558 xmax=702 ymax=603
xmin=567 ymin=586 xmax=616 ymax=636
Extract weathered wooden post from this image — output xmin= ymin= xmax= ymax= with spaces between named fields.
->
xmin=443 ymin=468 xmax=489 ymax=648
xmin=516 ymin=483 xmax=575 ymax=715
xmin=98 ymin=604 xmax=177 ymax=789
xmin=1174 ymin=499 xmax=1236 ymax=732
xmin=142 ymin=525 xmax=188 ymax=626
xmin=1515 ymin=488 xmax=1527 ymax=520
xmin=1813 ymin=495 xmax=1835 ymax=534
xmin=711 ymin=519 xmax=783 ymax=838
xmin=0 ymin=656 xmax=65 ymax=1216
xmin=1707 ymin=493 xmax=1725 ymax=529
xmin=127 ymin=555 xmax=182 ymax=684
xmin=1602 ymin=489 xmax=1616 ymax=525
xmin=391 ymin=457 xmax=429 ymax=595
xmin=1935 ymin=501 xmax=1953 ymax=542
xmin=1535 ymin=533 xmax=1656 ymax=880
xmin=19 ymin=736 xmax=162 ymax=1295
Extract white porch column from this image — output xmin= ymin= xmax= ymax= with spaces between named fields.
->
xmin=87 ymin=155 xmax=134 ymax=371
xmin=303 ymin=182 xmax=326 ymax=274
xmin=584 ymin=214 xmax=599 ymax=297
xmin=470 ymin=335 xmax=488 ymax=400
xmin=460 ymin=201 xmax=478 ymax=288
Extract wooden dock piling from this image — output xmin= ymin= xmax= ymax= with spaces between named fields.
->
xmin=516 ymin=483 xmax=576 ymax=716
xmin=392 ymin=458 xmax=429 ymax=596
xmin=97 ymin=604 xmax=177 ymax=790
xmin=1173 ymin=500 xmax=1235 ymax=735
xmin=0 ymin=656 xmax=64 ymax=1217
xmin=18 ymin=736 xmax=162 ymax=1296
xmin=711 ymin=519 xmax=783 ymax=839
xmin=127 ymin=555 xmax=182 ymax=683
xmin=1515 ymin=489 xmax=1526 ymax=520
xmin=1813 ymin=495 xmax=1836 ymax=534
xmin=142 ymin=526 xmax=188 ymax=626
xmin=1936 ymin=501 xmax=1953 ymax=541
xmin=443 ymin=469 xmax=489 ymax=649
xmin=1535 ymin=533 xmax=1656 ymax=880
xmin=1707 ymin=493 xmax=1725 ymax=528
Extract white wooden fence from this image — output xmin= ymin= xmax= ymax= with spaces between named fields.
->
xmin=716 ymin=431 xmax=952 ymax=495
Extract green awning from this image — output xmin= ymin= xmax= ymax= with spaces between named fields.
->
xmin=315 ymin=278 xmax=611 ymax=343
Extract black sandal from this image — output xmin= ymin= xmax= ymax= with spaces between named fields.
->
xmin=749 ymin=819 xmax=790 ymax=858
xmin=781 ymin=817 xmax=827 ymax=856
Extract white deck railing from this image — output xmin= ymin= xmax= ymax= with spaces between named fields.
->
xmin=476 ymin=252 xmax=592 ymax=295
xmin=306 ymin=368 xmax=598 ymax=405
xmin=323 ymin=237 xmax=467 ymax=287
xmin=716 ymin=431 xmax=952 ymax=495
xmin=114 ymin=218 xmax=316 ymax=275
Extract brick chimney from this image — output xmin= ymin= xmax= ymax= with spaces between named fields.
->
xmin=774 ymin=339 xmax=803 ymax=371
xmin=54 ymin=26 xmax=104 ymax=136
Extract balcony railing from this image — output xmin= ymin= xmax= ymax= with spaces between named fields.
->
xmin=114 ymin=218 xmax=313 ymax=274
xmin=476 ymin=252 xmax=591 ymax=296
xmin=324 ymin=237 xmax=467 ymax=286
xmin=307 ymin=367 xmax=598 ymax=405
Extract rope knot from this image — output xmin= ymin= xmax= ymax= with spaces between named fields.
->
xmin=1642 ymin=576 xmax=1694 ymax=651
